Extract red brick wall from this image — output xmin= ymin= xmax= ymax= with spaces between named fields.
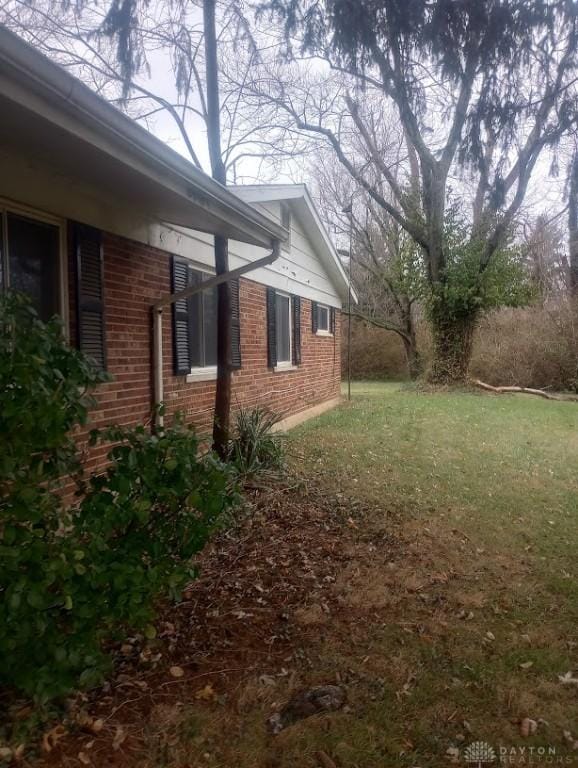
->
xmin=70 ymin=231 xmax=341 ymax=473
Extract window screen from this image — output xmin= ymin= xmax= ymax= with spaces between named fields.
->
xmin=190 ymin=269 xmax=218 ymax=368
xmin=202 ymin=278 xmax=218 ymax=367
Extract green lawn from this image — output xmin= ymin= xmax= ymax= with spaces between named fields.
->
xmin=277 ymin=382 xmax=578 ymax=767
xmin=87 ymin=382 xmax=578 ymax=768
xmin=294 ymin=381 xmax=578 ymax=570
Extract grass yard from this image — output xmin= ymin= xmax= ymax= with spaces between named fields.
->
xmin=35 ymin=382 xmax=578 ymax=767
xmin=303 ymin=381 xmax=578 ymax=567
xmin=281 ymin=381 xmax=578 ymax=767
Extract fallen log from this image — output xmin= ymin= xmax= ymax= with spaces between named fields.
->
xmin=471 ymin=379 xmax=564 ymax=401
xmin=472 ymin=379 xmax=562 ymax=400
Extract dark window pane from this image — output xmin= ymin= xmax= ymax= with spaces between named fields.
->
xmin=318 ymin=305 xmax=329 ymax=331
xmin=203 ymin=281 xmax=218 ymax=367
xmin=189 ymin=269 xmax=218 ymax=369
xmin=8 ymin=213 xmax=59 ymax=322
xmin=0 ymin=215 xmax=4 ymax=290
xmin=188 ymin=270 xmax=203 ymax=367
xmin=275 ymin=293 xmax=291 ymax=362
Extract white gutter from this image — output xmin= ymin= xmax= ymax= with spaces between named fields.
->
xmin=152 ymin=241 xmax=282 ymax=430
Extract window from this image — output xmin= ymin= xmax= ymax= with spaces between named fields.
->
xmin=189 ymin=269 xmax=218 ymax=369
xmin=172 ymin=257 xmax=242 ymax=380
xmin=280 ymin=203 xmax=291 ymax=252
xmin=312 ymin=301 xmax=334 ymax=335
xmin=317 ymin=304 xmax=329 ymax=332
xmin=266 ymin=288 xmax=301 ymax=369
xmin=275 ymin=292 xmax=292 ymax=364
xmin=0 ymin=206 xmax=64 ymax=323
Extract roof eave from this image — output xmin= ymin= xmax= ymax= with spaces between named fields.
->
xmin=0 ymin=27 xmax=287 ymax=249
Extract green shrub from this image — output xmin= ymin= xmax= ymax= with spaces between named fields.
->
xmin=0 ymin=293 xmax=108 ymax=699
xmin=0 ymin=293 xmax=236 ymax=702
xmin=228 ymin=407 xmax=285 ymax=479
xmin=78 ymin=421 xmax=238 ymax=632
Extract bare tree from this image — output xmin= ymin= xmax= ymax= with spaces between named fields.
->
xmin=248 ymin=0 xmax=578 ymax=383
xmin=522 ymin=212 xmax=569 ymax=299
xmin=203 ymin=0 xmax=231 ymax=457
xmin=0 ymin=0 xmax=300 ymax=181
xmin=314 ymin=151 xmax=424 ymax=378
xmin=569 ymin=150 xmax=578 ymax=297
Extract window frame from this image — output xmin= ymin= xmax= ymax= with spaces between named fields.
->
xmin=0 ymin=197 xmax=68 ymax=332
xmin=315 ymin=302 xmax=333 ymax=336
xmin=280 ymin=203 xmax=292 ymax=253
xmin=274 ymin=289 xmax=293 ymax=370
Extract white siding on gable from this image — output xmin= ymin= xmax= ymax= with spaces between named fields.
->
xmin=153 ymin=200 xmax=342 ymax=308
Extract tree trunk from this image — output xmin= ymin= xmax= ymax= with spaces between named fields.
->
xmin=204 ymin=0 xmax=231 ymax=459
xmin=212 ymin=235 xmax=232 ymax=457
xmin=569 ymin=150 xmax=578 ymax=297
xmin=400 ymin=306 xmax=421 ymax=380
xmin=423 ymin=168 xmax=447 ymax=284
xmin=428 ymin=311 xmax=477 ymax=384
xmin=402 ymin=334 xmax=422 ymax=380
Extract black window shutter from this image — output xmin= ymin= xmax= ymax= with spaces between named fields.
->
xmin=292 ymin=295 xmax=301 ymax=365
xmin=311 ymin=300 xmax=319 ymax=333
xmin=75 ymin=223 xmax=106 ymax=371
xmin=231 ymin=278 xmax=242 ymax=370
xmin=330 ymin=306 xmax=336 ymax=334
xmin=171 ymin=256 xmax=192 ymax=375
xmin=266 ymin=287 xmax=277 ymax=368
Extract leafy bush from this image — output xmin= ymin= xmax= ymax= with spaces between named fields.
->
xmin=0 ymin=293 xmax=108 ymax=699
xmin=228 ymin=407 xmax=285 ymax=479
xmin=0 ymin=293 xmax=236 ymax=702
xmin=78 ymin=421 xmax=238 ymax=634
xmin=426 ymin=206 xmax=534 ymax=325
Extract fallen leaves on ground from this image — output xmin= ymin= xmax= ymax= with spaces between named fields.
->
xmin=32 ymin=481 xmax=360 ymax=767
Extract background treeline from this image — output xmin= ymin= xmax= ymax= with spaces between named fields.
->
xmin=345 ymin=304 xmax=578 ymax=391
xmin=343 ymin=214 xmax=578 ymax=391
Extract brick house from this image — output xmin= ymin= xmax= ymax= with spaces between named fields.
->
xmin=0 ymin=29 xmax=352 ymax=472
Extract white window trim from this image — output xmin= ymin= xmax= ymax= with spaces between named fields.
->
xmin=186 ymin=365 xmax=217 ymax=383
xmin=0 ymin=197 xmax=68 ymax=334
xmin=274 ymin=289 xmax=293 ymax=368
xmin=315 ymin=303 xmax=333 ymax=336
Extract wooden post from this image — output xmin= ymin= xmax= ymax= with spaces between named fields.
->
xmin=343 ymin=201 xmax=353 ymax=401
